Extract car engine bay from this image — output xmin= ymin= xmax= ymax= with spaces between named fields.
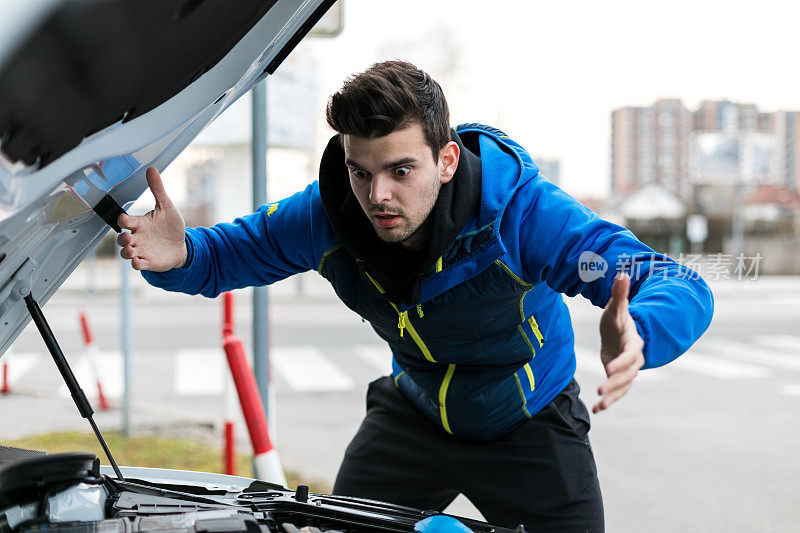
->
xmin=0 ymin=448 xmax=512 ymax=533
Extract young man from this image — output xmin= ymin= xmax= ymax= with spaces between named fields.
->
xmin=118 ymin=61 xmax=714 ymax=531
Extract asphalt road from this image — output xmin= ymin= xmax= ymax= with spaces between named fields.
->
xmin=2 ymin=264 xmax=799 ymax=532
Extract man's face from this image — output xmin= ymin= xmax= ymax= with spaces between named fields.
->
xmin=343 ymin=123 xmax=459 ymax=249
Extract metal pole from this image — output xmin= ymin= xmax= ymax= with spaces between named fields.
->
xmin=251 ymin=80 xmax=272 ymax=438
xmin=120 ymin=255 xmax=132 ymax=437
xmin=87 ymin=249 xmax=96 ymax=295
xmin=731 ymin=182 xmax=744 ymax=259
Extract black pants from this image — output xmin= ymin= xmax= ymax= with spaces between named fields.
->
xmin=333 ymin=376 xmax=604 ymax=532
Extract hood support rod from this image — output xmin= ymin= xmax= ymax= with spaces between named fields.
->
xmin=23 ymin=293 xmax=124 ymax=480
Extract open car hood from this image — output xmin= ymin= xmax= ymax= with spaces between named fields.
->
xmin=0 ymin=0 xmax=335 ymax=356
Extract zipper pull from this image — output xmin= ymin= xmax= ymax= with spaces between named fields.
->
xmin=528 ymin=316 xmax=545 ymax=347
xmin=416 ymin=304 xmax=424 ymax=318
xmin=398 ymin=310 xmax=408 ymax=337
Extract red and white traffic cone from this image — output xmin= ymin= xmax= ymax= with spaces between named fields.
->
xmin=221 ymin=292 xmax=285 ymax=485
xmin=78 ymin=312 xmax=110 ymax=411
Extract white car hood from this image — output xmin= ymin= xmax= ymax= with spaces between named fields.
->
xmin=0 ymin=0 xmax=334 ymax=356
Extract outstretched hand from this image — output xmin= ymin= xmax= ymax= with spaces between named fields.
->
xmin=594 ymin=272 xmax=645 ymax=414
xmin=117 ymin=167 xmax=187 ymax=272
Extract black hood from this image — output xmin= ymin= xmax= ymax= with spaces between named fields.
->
xmin=319 ymin=129 xmax=481 ymax=305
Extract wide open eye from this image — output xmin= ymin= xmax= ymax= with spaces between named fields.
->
xmin=351 ymin=169 xmax=369 ymax=180
xmin=394 ymin=166 xmax=411 ymax=177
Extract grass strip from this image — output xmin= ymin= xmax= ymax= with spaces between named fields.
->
xmin=5 ymin=431 xmax=329 ymax=493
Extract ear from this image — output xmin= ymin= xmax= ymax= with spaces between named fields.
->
xmin=438 ymin=141 xmax=460 ymax=184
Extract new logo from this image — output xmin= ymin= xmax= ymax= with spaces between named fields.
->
xmin=578 ymin=251 xmax=608 ymax=282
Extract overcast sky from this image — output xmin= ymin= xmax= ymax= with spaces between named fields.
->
xmin=300 ymin=0 xmax=800 ymax=199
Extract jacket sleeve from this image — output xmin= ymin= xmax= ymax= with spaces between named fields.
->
xmin=508 ymin=176 xmax=714 ymax=369
xmin=142 ymin=181 xmax=336 ymax=298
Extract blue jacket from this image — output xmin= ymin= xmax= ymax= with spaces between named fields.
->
xmin=144 ymin=124 xmax=714 ymax=440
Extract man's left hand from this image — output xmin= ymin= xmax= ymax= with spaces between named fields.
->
xmin=594 ymin=272 xmax=645 ymax=414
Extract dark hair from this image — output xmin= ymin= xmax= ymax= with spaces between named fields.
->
xmin=326 ymin=61 xmax=450 ymax=161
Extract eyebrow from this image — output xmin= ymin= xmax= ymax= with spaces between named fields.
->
xmin=345 ymin=157 xmax=419 ymax=171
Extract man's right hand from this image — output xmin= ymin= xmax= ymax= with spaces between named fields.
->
xmin=117 ymin=166 xmax=187 ymax=272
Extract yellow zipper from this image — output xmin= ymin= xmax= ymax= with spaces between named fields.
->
xmin=398 ymin=310 xmax=407 ymax=337
xmin=394 ymin=306 xmax=435 ymax=362
xmin=363 ymin=269 xmax=448 ymax=430
xmin=528 ymin=316 xmax=545 ymax=347
xmin=438 ymin=364 xmax=456 ymax=434
xmin=364 ymin=271 xmax=436 ymax=363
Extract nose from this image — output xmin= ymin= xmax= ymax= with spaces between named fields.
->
xmin=369 ymin=173 xmax=392 ymax=204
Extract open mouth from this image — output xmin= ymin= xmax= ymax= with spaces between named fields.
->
xmin=373 ymin=214 xmax=400 ymax=227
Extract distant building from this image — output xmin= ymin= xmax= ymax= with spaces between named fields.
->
xmin=611 ymin=99 xmax=800 ymax=199
xmin=610 ymin=99 xmax=800 ymax=264
xmin=693 ymin=100 xmax=773 ymax=133
xmin=743 ymin=185 xmax=800 ymax=233
xmin=690 ymin=100 xmax=778 ymax=191
xmin=611 ymin=99 xmax=692 ymax=198
xmin=775 ymin=111 xmax=800 ymax=191
xmin=740 ymin=185 xmax=800 ymax=275
xmin=612 ymin=183 xmax=687 ymax=254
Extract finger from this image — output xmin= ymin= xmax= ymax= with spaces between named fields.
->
xmin=118 ymin=213 xmax=139 ymax=231
xmin=593 ymin=382 xmax=632 ymax=413
xmin=119 ymin=246 xmax=134 ymax=260
xmin=610 ymin=272 xmax=630 ymax=317
xmin=598 ymin=359 xmax=640 ymax=396
xmin=605 ymin=348 xmax=643 ymax=375
xmin=594 ymin=355 xmax=643 ymax=413
xmin=117 ymin=232 xmax=133 ymax=247
xmin=145 ymin=167 xmax=173 ymax=209
xmin=594 ymin=380 xmax=633 ymax=413
xmin=131 ymin=257 xmax=150 ymax=271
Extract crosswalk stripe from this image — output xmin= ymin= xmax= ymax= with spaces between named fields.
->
xmin=272 ymin=346 xmax=353 ymax=392
xmin=12 ymin=337 xmax=797 ymax=399
xmin=58 ymin=352 xmax=124 ymax=398
xmin=1 ymin=352 xmax=39 ymax=384
xmin=355 ymin=345 xmax=393 ymax=375
xmin=175 ymin=349 xmax=225 ymax=396
xmin=752 ymin=335 xmax=800 ymax=355
xmin=670 ymin=351 xmax=770 ymax=379
xmin=698 ymin=339 xmax=800 ymax=373
xmin=574 ymin=347 xmax=662 ymax=381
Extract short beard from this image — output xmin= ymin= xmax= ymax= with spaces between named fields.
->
xmin=395 ymin=179 xmax=441 ymax=250
xmin=395 ymin=212 xmax=434 ymax=250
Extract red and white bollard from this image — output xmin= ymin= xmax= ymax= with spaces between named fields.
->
xmin=221 ymin=292 xmax=285 ymax=485
xmin=78 ymin=312 xmax=110 ymax=411
xmin=223 ymin=420 xmax=236 ymax=476
xmin=1 ymin=359 xmax=10 ymax=395
xmin=222 ymin=293 xmax=236 ymax=475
